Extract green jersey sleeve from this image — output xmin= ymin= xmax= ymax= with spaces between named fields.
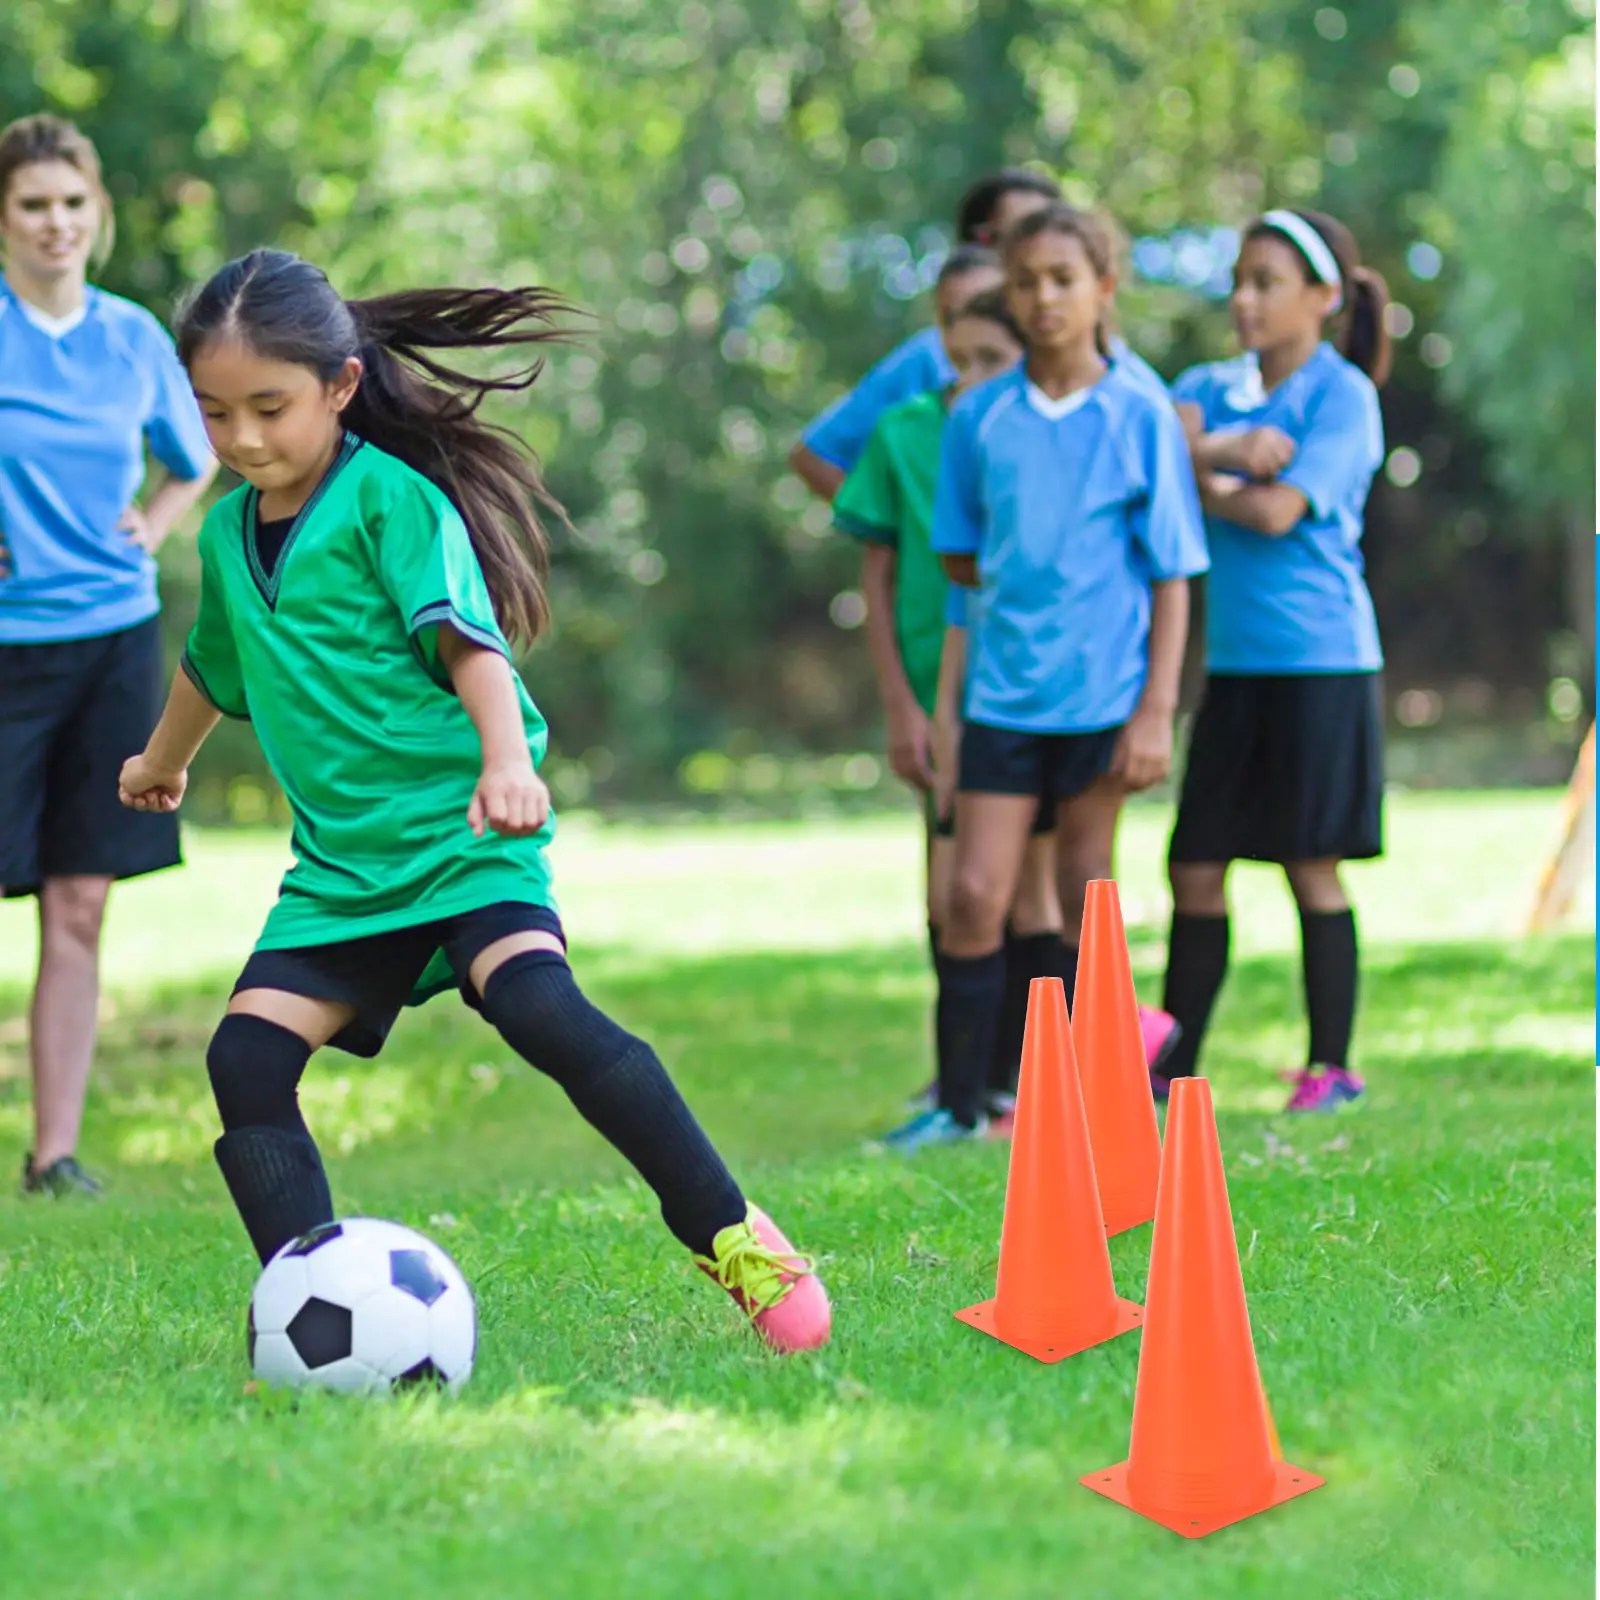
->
xmin=372 ymin=475 xmax=510 ymax=681
xmin=832 ymin=421 xmax=902 ymax=547
xmin=180 ymin=529 xmax=249 ymax=719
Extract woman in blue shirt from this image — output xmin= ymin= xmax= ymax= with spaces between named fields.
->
xmin=0 ymin=115 xmax=216 ymax=1195
xmin=1159 ymin=207 xmax=1390 ymax=1115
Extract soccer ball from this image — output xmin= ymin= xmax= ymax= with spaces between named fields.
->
xmin=247 ymin=1217 xmax=476 ymax=1394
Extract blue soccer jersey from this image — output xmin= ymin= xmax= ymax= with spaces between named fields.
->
xmin=0 ymin=282 xmax=212 ymax=643
xmin=802 ymin=326 xmax=954 ymax=475
xmin=1173 ymin=343 xmax=1384 ymax=674
xmin=931 ymin=361 xmax=1208 ymax=733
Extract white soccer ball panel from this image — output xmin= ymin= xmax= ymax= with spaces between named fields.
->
xmin=428 ymin=1293 xmax=477 ymax=1383
xmin=250 ymin=1256 xmax=311 ymax=1336
xmin=305 ymin=1231 xmax=395 ymax=1308
xmin=351 ymin=1290 xmax=432 ymax=1378
xmin=251 ymin=1329 xmax=309 ymax=1387
xmin=300 ymin=1354 xmax=387 ymax=1395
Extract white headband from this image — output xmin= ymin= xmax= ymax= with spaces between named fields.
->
xmin=1259 ymin=209 xmax=1344 ymax=312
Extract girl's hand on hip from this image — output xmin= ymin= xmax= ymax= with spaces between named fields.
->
xmin=469 ymin=762 xmax=550 ymax=838
xmin=118 ymin=506 xmax=160 ymax=553
xmin=1111 ymin=707 xmax=1174 ymax=793
xmin=119 ymin=753 xmax=188 ymax=811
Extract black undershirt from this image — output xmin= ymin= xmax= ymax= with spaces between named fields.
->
xmin=253 ymin=509 xmax=294 ymax=576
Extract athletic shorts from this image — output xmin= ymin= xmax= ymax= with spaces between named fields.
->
xmin=957 ymin=720 xmax=1122 ymax=809
xmin=233 ymin=900 xmax=567 ymax=1058
xmin=1168 ymin=672 xmax=1384 ymax=865
xmin=0 ymin=617 xmax=181 ymax=896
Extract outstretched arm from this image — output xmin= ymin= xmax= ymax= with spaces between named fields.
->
xmin=118 ymin=671 xmax=222 ymax=812
xmin=437 ymin=626 xmax=550 ymax=838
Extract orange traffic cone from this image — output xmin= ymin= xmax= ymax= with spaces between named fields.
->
xmin=1081 ymin=1077 xmax=1323 ymax=1536
xmin=955 ymin=977 xmax=1143 ymax=1363
xmin=1073 ymin=879 xmax=1162 ymax=1236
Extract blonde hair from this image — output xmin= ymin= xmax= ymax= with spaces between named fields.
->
xmin=0 ymin=114 xmax=115 ymax=268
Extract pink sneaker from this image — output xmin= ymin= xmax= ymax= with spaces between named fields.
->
xmin=1284 ymin=1065 xmax=1366 ymax=1113
xmin=695 ymin=1204 xmax=832 ymax=1353
xmin=1139 ymin=1005 xmax=1182 ymax=1072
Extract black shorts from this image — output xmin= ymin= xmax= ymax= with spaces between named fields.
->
xmin=0 ymin=617 xmax=181 ymax=896
xmin=234 ymin=900 xmax=567 ymax=1058
xmin=1168 ymin=673 xmax=1384 ymax=866
xmin=927 ymin=787 xmax=1053 ymax=839
xmin=957 ymin=720 xmax=1121 ymax=808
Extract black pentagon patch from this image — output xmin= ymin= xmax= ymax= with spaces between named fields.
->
xmin=286 ymin=1297 xmax=353 ymax=1368
xmin=247 ymin=1304 xmax=257 ymax=1366
xmin=390 ymin=1249 xmax=447 ymax=1307
xmin=396 ymin=1357 xmax=446 ymax=1390
xmin=284 ymin=1221 xmax=344 ymax=1257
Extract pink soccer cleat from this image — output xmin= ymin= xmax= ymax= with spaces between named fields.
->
xmin=1139 ymin=1004 xmax=1182 ymax=1073
xmin=696 ymin=1203 xmax=832 ymax=1354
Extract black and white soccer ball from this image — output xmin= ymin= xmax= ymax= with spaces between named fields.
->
xmin=248 ymin=1217 xmax=476 ymax=1394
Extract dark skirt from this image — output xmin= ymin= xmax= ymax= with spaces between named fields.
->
xmin=1168 ymin=672 xmax=1384 ymax=866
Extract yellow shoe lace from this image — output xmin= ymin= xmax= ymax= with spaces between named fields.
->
xmin=695 ymin=1212 xmax=815 ymax=1317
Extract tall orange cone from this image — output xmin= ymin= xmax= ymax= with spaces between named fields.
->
xmin=1073 ymin=879 xmax=1162 ymax=1236
xmin=1081 ymin=1077 xmax=1324 ymax=1536
xmin=955 ymin=977 xmax=1143 ymax=1363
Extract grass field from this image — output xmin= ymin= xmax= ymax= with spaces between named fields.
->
xmin=0 ymin=793 xmax=1593 ymax=1599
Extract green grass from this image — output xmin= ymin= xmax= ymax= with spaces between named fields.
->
xmin=0 ymin=793 xmax=1592 ymax=1599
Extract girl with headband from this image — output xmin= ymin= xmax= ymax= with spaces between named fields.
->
xmin=1158 ymin=207 xmax=1392 ymax=1113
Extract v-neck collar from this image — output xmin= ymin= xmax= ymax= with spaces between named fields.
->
xmin=243 ymin=432 xmax=362 ymax=608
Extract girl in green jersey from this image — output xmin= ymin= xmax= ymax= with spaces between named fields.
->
xmin=118 ymin=250 xmax=830 ymax=1354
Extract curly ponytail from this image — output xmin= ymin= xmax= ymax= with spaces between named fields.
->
xmin=177 ymin=250 xmax=576 ymax=646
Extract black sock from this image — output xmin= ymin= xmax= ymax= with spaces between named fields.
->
xmin=1161 ymin=913 xmax=1231 ymax=1079
xmin=214 ymin=1127 xmax=334 ymax=1265
xmin=1300 ymin=908 xmax=1359 ymax=1068
xmin=1051 ymin=939 xmax=1081 ymax=1018
xmin=479 ymin=951 xmax=746 ymax=1256
xmin=935 ymin=948 xmax=1006 ymax=1127
xmin=205 ymin=1015 xmax=331 ymax=1263
xmin=926 ymin=921 xmax=942 ymax=1086
xmin=987 ymin=924 xmax=1024 ymax=1096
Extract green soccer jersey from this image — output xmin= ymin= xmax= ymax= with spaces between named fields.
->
xmin=182 ymin=434 xmax=556 ymax=990
xmin=831 ymin=390 xmax=950 ymax=716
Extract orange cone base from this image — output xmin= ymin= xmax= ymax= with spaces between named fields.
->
xmin=954 ymin=1296 xmax=1143 ymax=1363
xmin=1079 ymin=1459 xmax=1325 ymax=1539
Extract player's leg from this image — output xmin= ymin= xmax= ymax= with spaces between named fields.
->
xmin=931 ymin=783 xmax=1035 ymax=1135
xmin=1160 ymin=678 xmax=1265 ymax=1090
xmin=1051 ymin=765 xmax=1129 ymax=1009
xmin=28 ymin=875 xmax=111 ymax=1187
xmin=456 ymin=908 xmax=829 ymax=1353
xmin=209 ymin=988 xmax=356 ymax=1264
xmin=209 ymin=928 xmax=427 ymax=1264
xmin=987 ymin=817 xmax=1063 ymax=1116
xmin=907 ymin=805 xmax=958 ymax=1111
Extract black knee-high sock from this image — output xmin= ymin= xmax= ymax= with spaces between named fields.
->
xmin=207 ymin=1014 xmax=333 ymax=1264
xmin=935 ymin=948 xmax=1006 ymax=1127
xmin=1052 ymin=939 xmax=1081 ymax=1017
xmin=1160 ymin=914 xmax=1231 ymax=1079
xmin=1300 ymin=908 xmax=1359 ymax=1068
xmin=479 ymin=951 xmax=746 ymax=1256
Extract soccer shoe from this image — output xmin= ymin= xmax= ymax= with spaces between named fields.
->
xmin=874 ymin=1107 xmax=988 ymax=1154
xmin=906 ymin=1078 xmax=939 ymax=1112
xmin=984 ymin=1089 xmax=1018 ymax=1119
xmin=695 ymin=1204 xmax=831 ymax=1354
xmin=1140 ymin=1005 xmax=1182 ymax=1072
xmin=1284 ymin=1065 xmax=1366 ymax=1113
xmin=985 ymin=1108 xmax=1016 ymax=1141
xmin=21 ymin=1153 xmax=103 ymax=1198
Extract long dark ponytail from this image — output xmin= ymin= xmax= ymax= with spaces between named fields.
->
xmin=177 ymin=250 xmax=573 ymax=646
xmin=1248 ymin=209 xmax=1392 ymax=386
